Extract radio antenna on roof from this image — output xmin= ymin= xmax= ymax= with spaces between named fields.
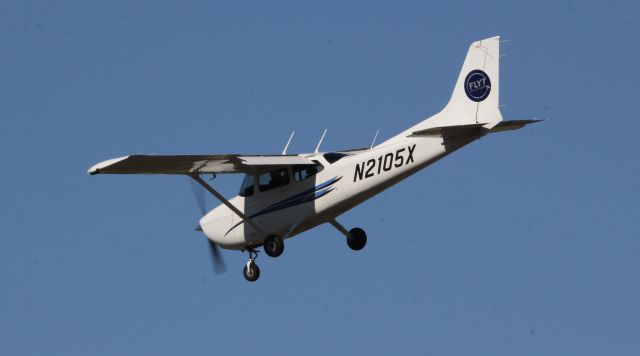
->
xmin=370 ymin=129 xmax=380 ymax=149
xmin=314 ymin=129 xmax=327 ymax=153
xmin=282 ymin=131 xmax=295 ymax=155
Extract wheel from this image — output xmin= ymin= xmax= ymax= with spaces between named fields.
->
xmin=347 ymin=228 xmax=367 ymax=251
xmin=243 ymin=261 xmax=260 ymax=282
xmin=263 ymin=235 xmax=284 ymax=258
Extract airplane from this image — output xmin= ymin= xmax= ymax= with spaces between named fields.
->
xmin=88 ymin=36 xmax=539 ymax=282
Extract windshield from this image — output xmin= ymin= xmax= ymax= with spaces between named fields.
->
xmin=239 ymin=174 xmax=254 ymax=197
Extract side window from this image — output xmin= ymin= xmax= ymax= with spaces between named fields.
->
xmin=239 ymin=174 xmax=255 ymax=197
xmin=258 ymin=168 xmax=290 ymax=192
xmin=293 ymin=161 xmax=324 ymax=182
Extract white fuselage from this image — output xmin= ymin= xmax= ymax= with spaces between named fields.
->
xmin=200 ymin=133 xmax=478 ymax=250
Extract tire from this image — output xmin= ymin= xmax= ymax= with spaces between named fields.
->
xmin=263 ymin=235 xmax=284 ymax=258
xmin=243 ymin=261 xmax=260 ymax=282
xmin=347 ymin=228 xmax=367 ymax=251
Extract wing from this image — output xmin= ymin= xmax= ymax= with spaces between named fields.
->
xmin=88 ymin=154 xmax=313 ymax=175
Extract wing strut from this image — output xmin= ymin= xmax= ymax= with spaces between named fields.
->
xmin=189 ymin=174 xmax=266 ymax=236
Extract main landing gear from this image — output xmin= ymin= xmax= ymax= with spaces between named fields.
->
xmin=330 ymin=219 xmax=367 ymax=251
xmin=346 ymin=227 xmax=367 ymax=250
xmin=263 ymin=234 xmax=284 ymax=257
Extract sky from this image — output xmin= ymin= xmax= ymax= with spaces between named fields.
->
xmin=1 ymin=0 xmax=639 ymax=355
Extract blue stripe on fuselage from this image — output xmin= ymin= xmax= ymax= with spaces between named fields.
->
xmin=224 ymin=176 xmax=341 ymax=236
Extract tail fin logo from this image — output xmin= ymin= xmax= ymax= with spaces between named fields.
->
xmin=464 ymin=70 xmax=491 ymax=102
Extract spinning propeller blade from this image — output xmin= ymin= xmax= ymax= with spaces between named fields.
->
xmin=190 ymin=180 xmax=207 ymax=216
xmin=190 ymin=177 xmax=227 ymax=274
xmin=208 ymin=239 xmax=227 ymax=274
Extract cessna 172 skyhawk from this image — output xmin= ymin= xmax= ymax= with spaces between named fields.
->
xmin=89 ymin=36 xmax=539 ymax=282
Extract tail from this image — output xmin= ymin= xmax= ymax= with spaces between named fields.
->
xmin=442 ymin=35 xmax=503 ymax=127
xmin=383 ymin=36 xmax=503 ymax=145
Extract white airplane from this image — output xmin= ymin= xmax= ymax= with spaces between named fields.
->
xmin=89 ymin=36 xmax=539 ymax=282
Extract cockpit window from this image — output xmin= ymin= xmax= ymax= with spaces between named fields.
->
xmin=258 ymin=168 xmax=290 ymax=192
xmin=323 ymin=152 xmax=349 ymax=164
xmin=239 ymin=174 xmax=255 ymax=197
xmin=293 ymin=160 xmax=324 ymax=182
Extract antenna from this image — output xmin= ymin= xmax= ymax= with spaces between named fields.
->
xmin=282 ymin=131 xmax=295 ymax=155
xmin=314 ymin=129 xmax=327 ymax=153
xmin=370 ymin=129 xmax=380 ymax=149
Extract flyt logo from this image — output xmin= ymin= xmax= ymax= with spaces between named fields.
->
xmin=468 ymin=77 xmax=487 ymax=92
xmin=464 ymin=69 xmax=491 ymax=102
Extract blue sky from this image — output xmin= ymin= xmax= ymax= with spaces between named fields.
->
xmin=2 ymin=1 xmax=639 ymax=355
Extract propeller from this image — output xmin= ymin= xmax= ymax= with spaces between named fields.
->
xmin=190 ymin=179 xmax=207 ymax=215
xmin=208 ymin=239 xmax=227 ymax=274
xmin=190 ymin=179 xmax=227 ymax=274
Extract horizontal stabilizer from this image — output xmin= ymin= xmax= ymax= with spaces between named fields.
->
xmin=487 ymin=119 xmax=542 ymax=133
xmin=409 ymin=119 xmax=541 ymax=138
xmin=409 ymin=123 xmax=487 ymax=137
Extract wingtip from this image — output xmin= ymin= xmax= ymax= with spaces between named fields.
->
xmin=87 ymin=155 xmax=130 ymax=175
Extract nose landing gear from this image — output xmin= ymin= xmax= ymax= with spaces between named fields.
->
xmin=240 ymin=234 xmax=285 ymax=282
xmin=242 ymin=248 xmax=260 ymax=282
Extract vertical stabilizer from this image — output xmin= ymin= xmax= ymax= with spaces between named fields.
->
xmin=444 ymin=35 xmax=502 ymax=127
xmin=383 ymin=36 xmax=503 ymax=145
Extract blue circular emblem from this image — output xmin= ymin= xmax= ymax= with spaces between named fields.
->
xmin=464 ymin=69 xmax=491 ymax=102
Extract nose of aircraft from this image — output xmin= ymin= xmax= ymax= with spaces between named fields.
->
xmin=198 ymin=205 xmax=236 ymax=248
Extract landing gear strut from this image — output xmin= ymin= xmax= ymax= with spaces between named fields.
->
xmin=242 ymin=249 xmax=260 ymax=282
xmin=329 ymin=219 xmax=367 ymax=251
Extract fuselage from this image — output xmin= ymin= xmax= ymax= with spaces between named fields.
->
xmin=200 ymin=133 xmax=479 ymax=250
